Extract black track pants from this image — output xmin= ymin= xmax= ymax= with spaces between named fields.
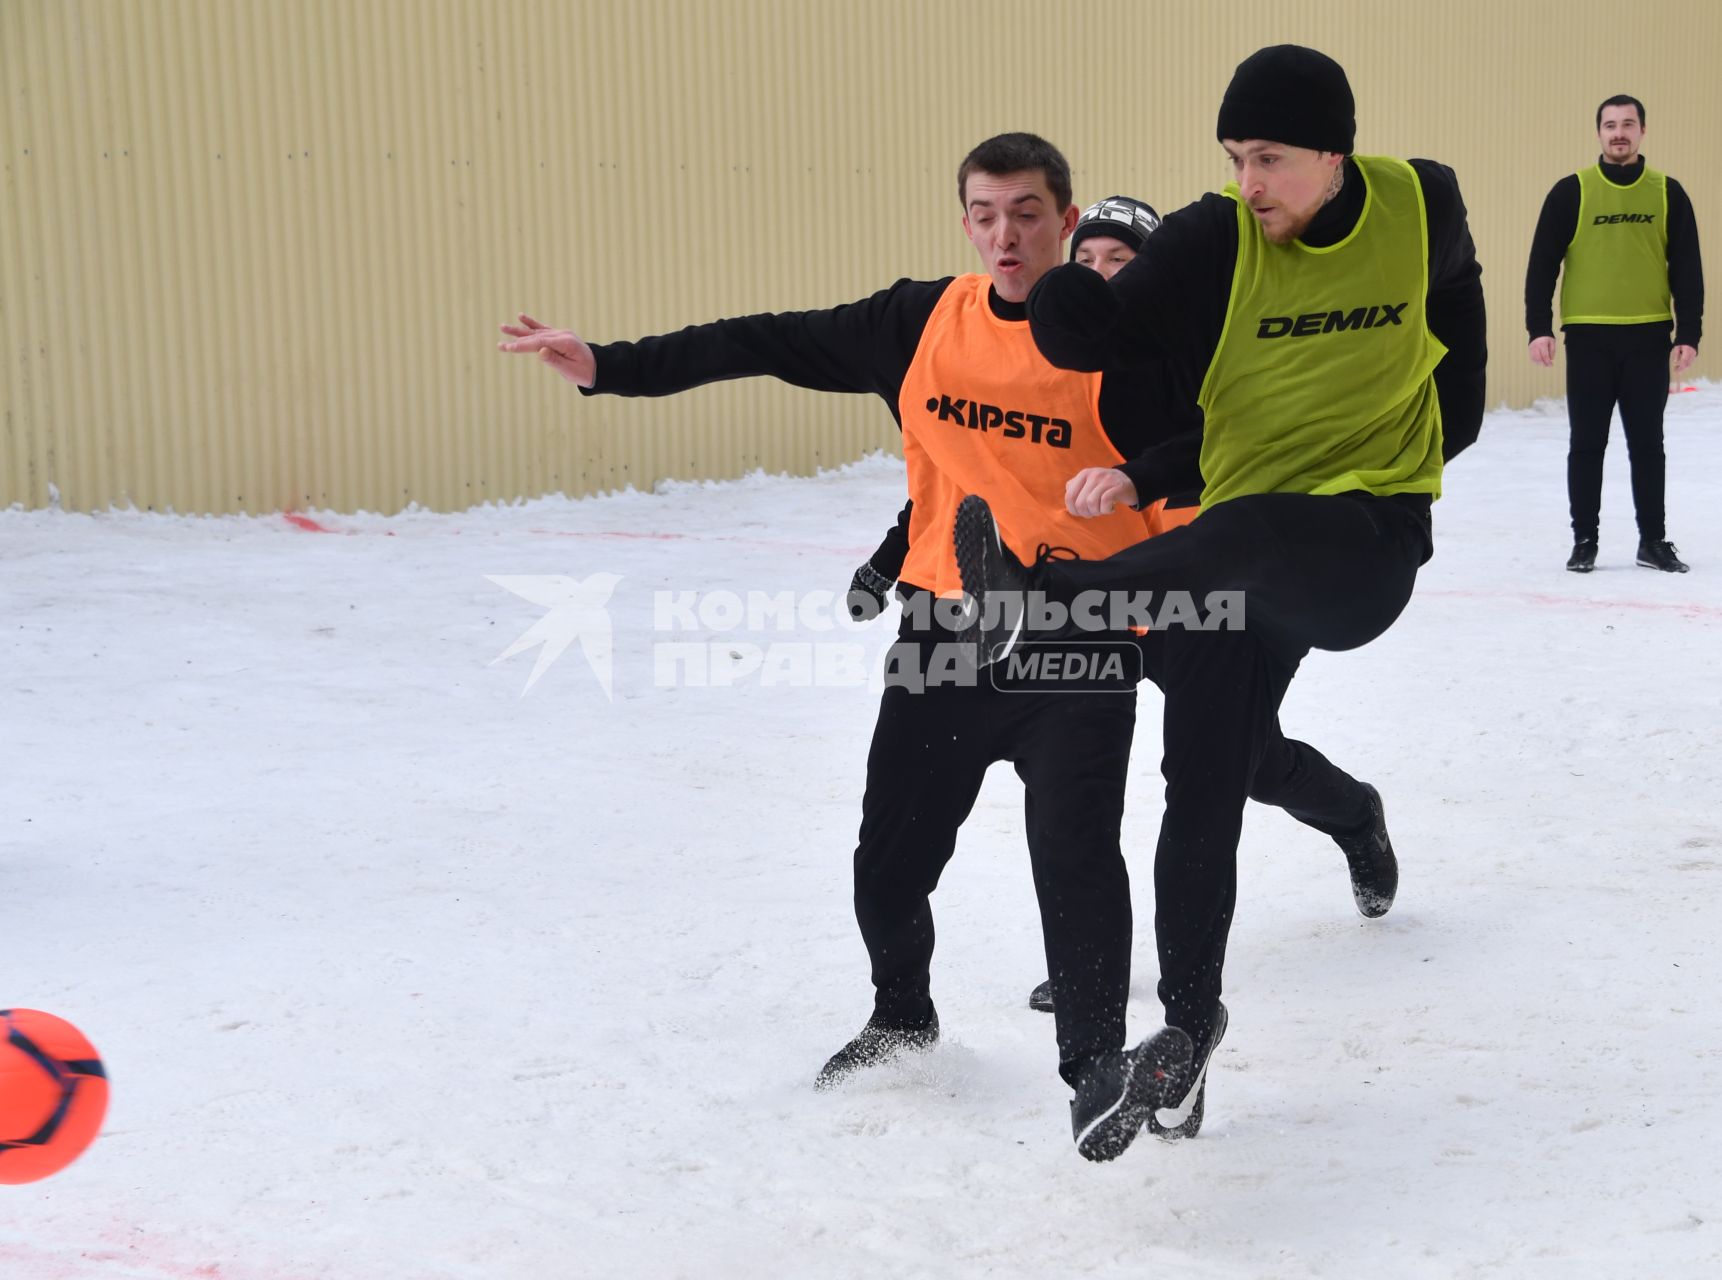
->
xmin=1136 ymin=630 xmax=1372 ymax=840
xmin=1048 ymin=492 xmax=1429 ymax=1045
xmin=854 ymin=644 xmax=1137 ymax=1085
xmin=1565 ymin=330 xmax=1671 ymax=543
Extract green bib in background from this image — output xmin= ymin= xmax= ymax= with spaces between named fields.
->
xmin=1559 ymin=165 xmax=1671 ymax=326
xmin=1198 ymin=155 xmax=1446 ymax=507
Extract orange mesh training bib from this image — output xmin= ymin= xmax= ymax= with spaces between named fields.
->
xmin=897 ymin=274 xmax=1156 ymax=596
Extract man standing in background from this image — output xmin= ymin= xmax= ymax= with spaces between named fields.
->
xmin=1526 ymin=94 xmax=1703 ymax=574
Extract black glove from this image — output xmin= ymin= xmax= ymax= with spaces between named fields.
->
xmin=846 ymin=560 xmax=896 ymax=621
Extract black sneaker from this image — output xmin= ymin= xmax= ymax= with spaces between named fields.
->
xmin=1566 ymin=540 xmax=1598 ymax=573
xmin=1028 ymin=979 xmax=1055 ymax=1013
xmin=953 ymin=495 xmax=1032 ymax=666
xmin=1070 ymin=1026 xmax=1195 ymax=1162
xmin=814 ymin=1006 xmax=939 ymax=1090
xmin=1335 ymin=783 xmax=1397 ymax=919
xmin=1147 ymin=1002 xmax=1228 ymax=1141
xmin=1637 ymin=540 xmax=1689 ymax=573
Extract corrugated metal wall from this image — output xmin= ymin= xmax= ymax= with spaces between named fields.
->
xmin=4 ymin=0 xmax=1717 ymax=514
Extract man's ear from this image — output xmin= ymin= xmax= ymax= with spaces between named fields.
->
xmin=1059 ymin=202 xmax=1081 ymax=241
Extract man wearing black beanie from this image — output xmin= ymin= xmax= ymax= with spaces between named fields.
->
xmin=955 ymin=44 xmax=1487 ymax=1153
xmin=1069 ymin=195 xmax=1162 ymax=274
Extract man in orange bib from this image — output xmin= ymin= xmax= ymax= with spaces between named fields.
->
xmin=501 ymin=133 xmax=1196 ymax=1159
xmin=848 ymin=194 xmax=1198 ymax=621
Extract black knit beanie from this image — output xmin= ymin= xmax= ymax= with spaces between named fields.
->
xmin=1069 ymin=196 xmax=1162 ymax=260
xmin=1215 ymin=45 xmax=1355 ymax=154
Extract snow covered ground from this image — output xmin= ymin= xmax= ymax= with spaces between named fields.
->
xmin=4 ymin=389 xmax=1721 ymax=1279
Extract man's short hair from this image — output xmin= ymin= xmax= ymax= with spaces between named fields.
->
xmin=1596 ymin=95 xmax=1646 ymax=129
xmin=957 ymin=133 xmax=1074 ymax=212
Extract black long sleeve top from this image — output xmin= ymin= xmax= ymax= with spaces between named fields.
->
xmin=581 ymin=280 xmax=1203 ymax=502
xmin=1523 ymin=156 xmax=1704 ymax=349
xmin=1027 ymin=157 xmax=1488 ymax=465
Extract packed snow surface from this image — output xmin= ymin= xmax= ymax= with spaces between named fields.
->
xmin=4 ymin=390 xmax=1720 ymax=1278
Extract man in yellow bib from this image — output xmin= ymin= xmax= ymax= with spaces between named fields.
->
xmin=1526 ymin=94 xmax=1704 ymax=573
xmin=957 ymin=45 xmax=1486 ymax=1153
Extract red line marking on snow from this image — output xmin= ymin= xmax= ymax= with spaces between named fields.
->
xmin=520 ymin=527 xmax=680 ymax=541
xmin=0 ymin=1240 xmax=311 ymax=1280
xmin=279 ymin=514 xmax=863 ymax=555
xmin=281 ymin=512 xmax=334 ymax=533
xmin=272 ymin=514 xmax=1716 ymax=607
xmin=526 ymin=528 xmax=873 ymax=556
xmin=280 ymin=513 xmax=393 ymax=536
xmin=1424 ymin=587 xmax=1722 ymax=620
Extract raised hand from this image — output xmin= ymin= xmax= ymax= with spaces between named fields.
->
xmin=498 ymin=314 xmax=597 ymax=387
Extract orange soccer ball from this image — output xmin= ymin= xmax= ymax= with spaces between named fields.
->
xmin=0 ymin=1009 xmax=109 ymax=1184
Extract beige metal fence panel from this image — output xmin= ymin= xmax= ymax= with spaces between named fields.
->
xmin=3 ymin=0 xmax=1716 ymax=514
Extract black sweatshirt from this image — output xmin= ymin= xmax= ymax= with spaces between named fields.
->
xmin=1027 ymin=157 xmax=1488 ymax=471
xmin=1523 ymin=156 xmax=1704 ymax=350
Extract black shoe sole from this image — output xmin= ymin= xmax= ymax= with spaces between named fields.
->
xmin=1148 ymin=1004 xmax=1228 ymax=1141
xmin=1075 ymin=1027 xmax=1195 ymax=1162
xmin=953 ymin=495 xmax=1023 ymax=666
xmin=1566 ymin=562 xmax=1595 ymax=573
xmin=1636 ymin=558 xmax=1689 ymax=573
xmin=953 ymin=495 xmax=991 ymax=655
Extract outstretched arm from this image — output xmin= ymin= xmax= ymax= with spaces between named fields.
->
xmin=497 ymin=279 xmax=950 ymax=403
